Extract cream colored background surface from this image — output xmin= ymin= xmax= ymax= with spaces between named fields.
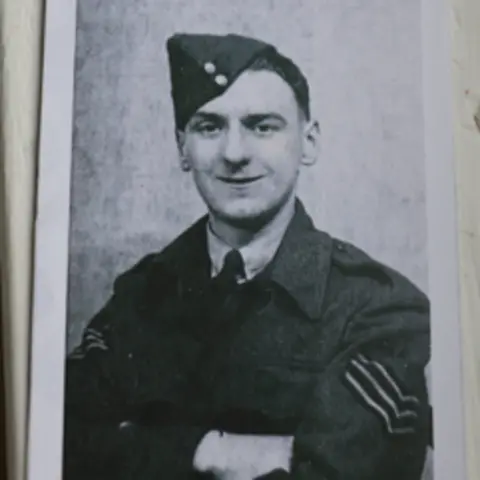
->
xmin=1 ymin=1 xmax=478 ymax=480
xmin=451 ymin=1 xmax=480 ymax=478
xmin=0 ymin=2 xmax=43 ymax=480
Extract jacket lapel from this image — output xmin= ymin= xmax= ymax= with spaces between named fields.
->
xmin=268 ymin=200 xmax=333 ymax=320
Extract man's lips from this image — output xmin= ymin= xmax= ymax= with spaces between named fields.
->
xmin=217 ymin=175 xmax=264 ymax=184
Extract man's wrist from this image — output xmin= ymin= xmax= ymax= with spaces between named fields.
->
xmin=193 ymin=430 xmax=226 ymax=473
xmin=193 ymin=431 xmax=294 ymax=476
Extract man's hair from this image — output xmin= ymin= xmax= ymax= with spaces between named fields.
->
xmin=247 ymin=54 xmax=311 ymax=121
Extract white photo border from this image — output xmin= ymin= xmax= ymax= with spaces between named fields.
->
xmin=26 ymin=0 xmax=77 ymax=478
xmin=26 ymin=0 xmax=467 ymax=479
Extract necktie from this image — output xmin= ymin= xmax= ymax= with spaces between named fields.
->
xmin=205 ymin=249 xmax=246 ymax=334
xmin=188 ymin=250 xmax=246 ymax=397
xmin=213 ymin=249 xmax=245 ymax=291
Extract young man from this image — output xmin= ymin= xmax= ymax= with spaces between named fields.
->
xmin=63 ymin=33 xmax=431 ymax=480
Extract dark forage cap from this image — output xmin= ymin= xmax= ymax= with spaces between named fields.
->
xmin=166 ymin=33 xmax=310 ymax=130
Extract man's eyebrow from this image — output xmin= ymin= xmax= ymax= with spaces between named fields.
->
xmin=242 ymin=113 xmax=287 ymax=124
xmin=188 ymin=111 xmax=288 ymax=126
xmin=189 ymin=111 xmax=225 ymax=122
xmin=191 ymin=111 xmax=286 ymax=120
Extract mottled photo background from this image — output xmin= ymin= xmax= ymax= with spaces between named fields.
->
xmin=68 ymin=0 xmax=427 ymax=353
xmin=66 ymin=1 xmax=431 ymax=477
xmin=68 ymin=0 xmax=427 ymax=351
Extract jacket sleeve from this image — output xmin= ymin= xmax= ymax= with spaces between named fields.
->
xmin=286 ymin=267 xmax=431 ymax=480
xmin=62 ymin=264 xmax=211 ymax=480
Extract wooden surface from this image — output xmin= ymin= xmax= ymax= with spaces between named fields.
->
xmin=451 ymin=0 xmax=480 ymax=478
xmin=0 ymin=0 xmax=479 ymax=479
xmin=0 ymin=278 xmax=8 ymax=480
xmin=0 ymin=2 xmax=43 ymax=480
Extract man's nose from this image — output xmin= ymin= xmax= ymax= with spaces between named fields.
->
xmin=223 ymin=125 xmax=249 ymax=165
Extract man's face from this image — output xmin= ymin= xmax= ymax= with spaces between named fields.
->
xmin=178 ymin=69 xmax=317 ymax=227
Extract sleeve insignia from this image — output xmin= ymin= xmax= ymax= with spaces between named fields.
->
xmin=68 ymin=327 xmax=109 ymax=359
xmin=344 ymin=353 xmax=419 ymax=435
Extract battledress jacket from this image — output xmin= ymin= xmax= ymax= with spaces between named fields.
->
xmin=63 ymin=201 xmax=431 ymax=480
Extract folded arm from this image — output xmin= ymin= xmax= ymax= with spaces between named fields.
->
xmin=63 ymin=295 xmax=212 ymax=480
xmin=192 ymin=276 xmax=431 ymax=480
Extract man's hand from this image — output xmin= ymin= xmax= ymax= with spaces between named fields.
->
xmin=193 ymin=431 xmax=293 ymax=479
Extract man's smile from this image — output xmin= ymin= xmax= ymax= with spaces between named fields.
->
xmin=216 ymin=174 xmax=265 ymax=185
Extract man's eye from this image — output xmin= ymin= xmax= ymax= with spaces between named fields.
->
xmin=254 ymin=123 xmax=279 ymax=135
xmin=196 ymin=122 xmax=221 ymax=134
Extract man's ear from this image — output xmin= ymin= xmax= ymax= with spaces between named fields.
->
xmin=175 ymin=128 xmax=185 ymax=155
xmin=301 ymin=119 xmax=320 ymax=167
xmin=175 ymin=129 xmax=191 ymax=172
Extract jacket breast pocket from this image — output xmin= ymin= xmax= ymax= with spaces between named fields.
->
xmin=213 ymin=360 xmax=321 ymax=433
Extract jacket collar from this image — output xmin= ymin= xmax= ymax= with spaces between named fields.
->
xmin=266 ymin=199 xmax=333 ymax=319
xmin=156 ymin=199 xmax=333 ymax=320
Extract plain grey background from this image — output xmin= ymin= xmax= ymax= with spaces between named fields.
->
xmin=67 ymin=0 xmax=427 ymax=353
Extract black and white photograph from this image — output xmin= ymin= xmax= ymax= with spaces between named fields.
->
xmin=25 ymin=1 xmax=467 ymax=479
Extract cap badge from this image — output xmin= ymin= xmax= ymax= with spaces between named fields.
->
xmin=204 ymin=62 xmax=216 ymax=74
xmin=214 ymin=74 xmax=228 ymax=86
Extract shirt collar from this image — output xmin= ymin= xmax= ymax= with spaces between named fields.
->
xmin=157 ymin=198 xmax=333 ymax=320
xmin=207 ymin=198 xmax=295 ymax=281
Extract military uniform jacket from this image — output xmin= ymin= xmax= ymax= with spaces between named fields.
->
xmin=64 ymin=201 xmax=431 ymax=480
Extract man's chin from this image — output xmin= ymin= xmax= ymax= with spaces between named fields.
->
xmin=212 ymin=203 xmax=277 ymax=230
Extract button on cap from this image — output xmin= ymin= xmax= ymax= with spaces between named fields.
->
xmin=204 ymin=62 xmax=216 ymax=74
xmin=214 ymin=74 xmax=228 ymax=86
